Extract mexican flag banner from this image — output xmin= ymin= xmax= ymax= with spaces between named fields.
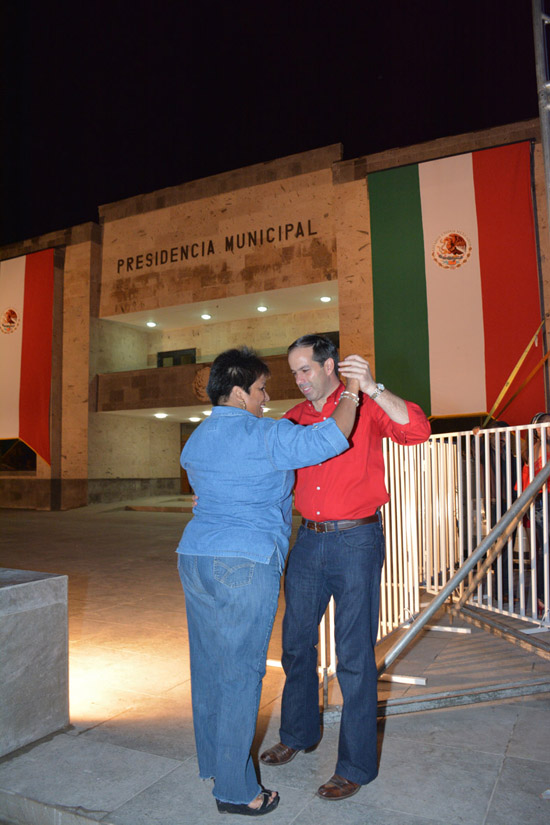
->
xmin=368 ymin=141 xmax=545 ymax=425
xmin=0 ymin=249 xmax=55 ymax=463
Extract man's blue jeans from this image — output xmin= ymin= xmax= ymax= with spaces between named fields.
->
xmin=280 ymin=519 xmax=385 ymax=785
xmin=178 ymin=550 xmax=280 ymax=804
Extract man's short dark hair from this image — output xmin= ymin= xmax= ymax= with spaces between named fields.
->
xmin=206 ymin=347 xmax=270 ymax=406
xmin=287 ymin=334 xmax=339 ymax=374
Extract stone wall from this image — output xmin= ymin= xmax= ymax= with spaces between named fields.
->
xmin=90 ymin=318 xmax=150 ymax=373
xmin=99 ymin=147 xmax=342 ymax=319
xmin=88 ymin=413 xmax=180 ymax=482
xmin=146 ymin=306 xmax=339 ymax=364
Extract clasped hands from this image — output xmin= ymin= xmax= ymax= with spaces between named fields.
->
xmin=338 ymin=355 xmax=377 ymax=397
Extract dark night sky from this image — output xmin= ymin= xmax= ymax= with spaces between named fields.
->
xmin=0 ymin=0 xmax=540 ymax=247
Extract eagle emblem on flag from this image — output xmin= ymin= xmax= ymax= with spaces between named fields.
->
xmin=432 ymin=232 xmax=472 ymax=269
xmin=1 ymin=307 xmax=20 ymax=334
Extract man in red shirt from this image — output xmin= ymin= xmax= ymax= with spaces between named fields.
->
xmin=260 ymin=334 xmax=431 ymax=800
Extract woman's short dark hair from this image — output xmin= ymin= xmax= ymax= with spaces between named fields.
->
xmin=206 ymin=347 xmax=270 ymax=406
xmin=287 ymin=334 xmax=339 ymax=374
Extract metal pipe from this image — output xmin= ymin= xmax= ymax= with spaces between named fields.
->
xmin=532 ymin=0 xmax=550 ymax=234
xmin=377 ymin=459 xmax=550 ymax=675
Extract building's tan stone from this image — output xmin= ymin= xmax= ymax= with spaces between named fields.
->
xmin=2 ymin=120 xmax=549 ymax=510
xmin=99 ymin=168 xmax=336 ymax=317
xmin=147 ymin=307 xmax=338 ymax=364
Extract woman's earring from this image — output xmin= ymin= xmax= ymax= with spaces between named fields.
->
xmin=241 ymin=398 xmax=247 ymax=410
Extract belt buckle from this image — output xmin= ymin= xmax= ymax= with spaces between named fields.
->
xmin=315 ymin=521 xmax=324 ymax=533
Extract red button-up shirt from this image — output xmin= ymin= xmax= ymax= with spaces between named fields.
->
xmin=284 ymin=383 xmax=431 ymax=521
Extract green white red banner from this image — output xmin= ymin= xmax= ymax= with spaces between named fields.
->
xmin=368 ymin=141 xmax=545 ymax=425
xmin=0 ymin=249 xmax=54 ymax=463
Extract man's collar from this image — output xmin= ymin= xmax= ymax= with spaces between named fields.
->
xmin=307 ymin=381 xmax=345 ymax=412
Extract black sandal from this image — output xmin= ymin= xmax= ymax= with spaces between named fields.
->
xmin=216 ymin=789 xmax=280 ymax=816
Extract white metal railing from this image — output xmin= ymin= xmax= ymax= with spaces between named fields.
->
xmin=422 ymin=423 xmax=550 ymax=628
xmin=379 ymin=440 xmax=425 ymax=637
xmin=288 ymin=424 xmax=550 ymax=684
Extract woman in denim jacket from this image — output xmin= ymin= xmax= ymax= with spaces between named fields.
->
xmin=176 ymin=347 xmax=362 ymax=816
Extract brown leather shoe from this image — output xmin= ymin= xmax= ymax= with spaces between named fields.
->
xmin=260 ymin=741 xmax=317 ymax=765
xmin=317 ymin=774 xmax=361 ymax=800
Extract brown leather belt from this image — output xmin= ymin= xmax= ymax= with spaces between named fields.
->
xmin=301 ymin=515 xmax=378 ymax=533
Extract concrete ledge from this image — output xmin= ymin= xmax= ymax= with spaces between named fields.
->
xmin=87 ymin=477 xmax=179 ymax=504
xmin=0 ymin=570 xmax=69 ymax=758
xmin=0 ymin=787 xmax=103 ymax=825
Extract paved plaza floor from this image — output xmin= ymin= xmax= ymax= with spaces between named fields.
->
xmin=1 ymin=498 xmax=550 ymax=825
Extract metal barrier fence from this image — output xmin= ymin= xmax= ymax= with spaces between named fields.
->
xmin=274 ymin=424 xmax=550 ymax=681
xmin=379 ymin=440 xmax=426 ymax=637
xmin=420 ymin=423 xmax=550 ymax=628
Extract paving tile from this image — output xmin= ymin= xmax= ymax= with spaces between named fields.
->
xmin=67 ymin=684 xmax=156 ymax=733
xmin=69 ymin=642 xmax=190 ymax=698
xmin=291 ymin=795 xmax=449 ymax=825
xmin=361 ymin=735 xmax=502 ymax=825
xmin=88 ymin=603 xmax=189 ymax=630
xmin=381 ymin=701 xmax=520 ymax=755
xmin=506 ymin=705 xmax=550 ymax=762
xmin=80 ymin=683 xmax=196 ymax=761
xmin=0 ymin=734 xmax=181 ymax=819
xmin=69 ymin=623 xmax=189 ymax=656
xmin=109 ymin=760 xmax=307 ymax=825
xmin=2 ymin=502 xmax=550 ymax=825
xmin=485 ymin=756 xmax=550 ymax=825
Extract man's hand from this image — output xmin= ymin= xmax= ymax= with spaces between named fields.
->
xmin=339 ymin=354 xmax=409 ymax=424
xmin=338 ymin=355 xmax=377 ymax=396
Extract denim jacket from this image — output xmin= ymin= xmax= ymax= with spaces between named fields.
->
xmin=176 ymin=405 xmax=348 ymax=567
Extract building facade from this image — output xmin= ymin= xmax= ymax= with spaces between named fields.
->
xmin=1 ymin=118 xmax=548 ymax=510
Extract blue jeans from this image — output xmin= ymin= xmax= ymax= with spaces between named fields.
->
xmin=280 ymin=519 xmax=385 ymax=785
xmin=178 ymin=550 xmax=281 ymax=804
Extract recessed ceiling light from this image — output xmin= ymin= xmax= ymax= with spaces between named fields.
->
xmin=257 ymin=305 xmax=268 ymax=312
xmin=154 ymin=412 xmax=167 ymax=419
xmin=189 ymin=416 xmax=201 ymax=422
xmin=263 ymin=407 xmax=271 ymax=412
xmin=146 ymin=321 xmax=157 ymax=327
xmin=320 ymin=296 xmax=331 ymax=303
xmin=202 ymin=410 xmax=212 ymax=416
xmin=201 ymin=313 xmax=212 ymax=320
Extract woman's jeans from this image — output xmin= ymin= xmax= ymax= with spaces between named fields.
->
xmin=178 ymin=550 xmax=280 ymax=804
xmin=280 ymin=520 xmax=385 ymax=785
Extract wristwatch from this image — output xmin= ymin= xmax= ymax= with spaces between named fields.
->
xmin=369 ymin=382 xmax=385 ymax=400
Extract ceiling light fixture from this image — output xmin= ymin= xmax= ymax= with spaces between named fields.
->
xmin=154 ymin=412 xmax=167 ymax=419
xmin=146 ymin=321 xmax=157 ymax=327
xmin=189 ymin=417 xmax=201 ymax=422
xmin=257 ymin=305 xmax=268 ymax=312
xmin=320 ymin=296 xmax=331 ymax=303
xmin=202 ymin=410 xmax=212 ymax=416
xmin=201 ymin=313 xmax=212 ymax=320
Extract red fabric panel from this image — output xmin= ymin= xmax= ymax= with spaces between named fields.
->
xmin=19 ymin=249 xmax=55 ymax=463
xmin=473 ymin=142 xmax=545 ymax=425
